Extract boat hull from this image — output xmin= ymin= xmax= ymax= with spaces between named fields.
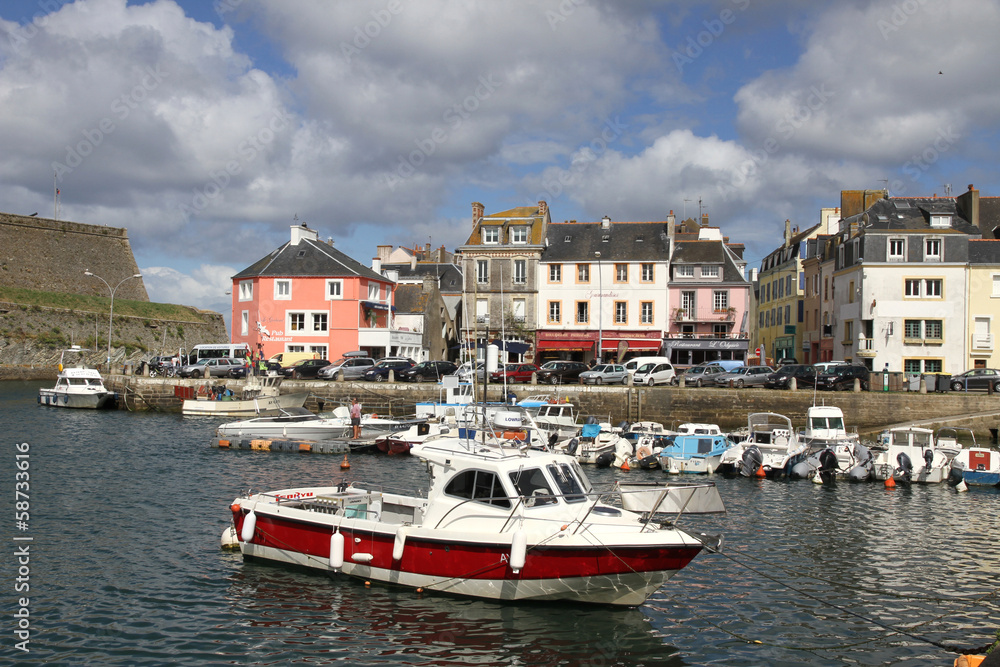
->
xmin=182 ymin=392 xmax=308 ymax=417
xmin=38 ymin=389 xmax=114 ymax=409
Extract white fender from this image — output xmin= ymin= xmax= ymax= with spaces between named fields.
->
xmin=393 ymin=527 xmax=409 ymax=561
xmin=956 ymin=480 xmax=969 ymax=493
xmin=329 ymin=531 xmax=344 ymax=568
xmin=510 ymin=530 xmax=527 ymax=573
xmin=352 ymin=553 xmax=374 ymax=563
xmin=811 ymin=472 xmax=823 ymax=485
xmin=240 ymin=510 xmax=257 ymax=543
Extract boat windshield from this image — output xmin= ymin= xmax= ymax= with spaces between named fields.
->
xmin=546 ymin=463 xmax=586 ymax=503
xmin=810 ymin=416 xmax=844 ymax=430
xmin=507 ymin=468 xmax=556 ymax=507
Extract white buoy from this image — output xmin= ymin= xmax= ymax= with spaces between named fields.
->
xmin=329 ymin=531 xmax=344 ymax=568
xmin=956 ymin=480 xmax=969 ymax=493
xmin=240 ymin=510 xmax=257 ymax=543
xmin=668 ymin=458 xmax=679 ymax=475
xmin=812 ymin=472 xmax=823 ymax=485
xmin=510 ymin=530 xmax=527 ymax=573
xmin=393 ymin=527 xmax=409 ymax=561
xmin=220 ymin=525 xmax=239 ymax=550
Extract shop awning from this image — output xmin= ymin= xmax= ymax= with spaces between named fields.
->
xmin=361 ymin=300 xmax=394 ymax=312
xmin=491 ymin=339 xmax=530 ymax=354
xmin=601 ymin=339 xmax=662 ymax=351
xmin=537 ymin=340 xmax=594 ymax=351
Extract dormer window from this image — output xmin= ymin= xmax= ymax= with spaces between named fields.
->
xmin=511 ymin=226 xmax=528 ymax=244
xmin=930 ymin=214 xmax=951 ymax=228
xmin=701 ymin=266 xmax=719 ymax=278
xmin=676 ymin=265 xmax=694 ymax=278
xmin=482 ymin=227 xmax=500 ymax=244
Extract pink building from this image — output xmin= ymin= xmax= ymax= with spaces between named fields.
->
xmin=231 ymin=223 xmax=396 ymax=361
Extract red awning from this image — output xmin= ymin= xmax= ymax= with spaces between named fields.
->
xmin=537 ymin=340 xmax=594 ymax=351
xmin=601 ymin=339 xmax=661 ymax=351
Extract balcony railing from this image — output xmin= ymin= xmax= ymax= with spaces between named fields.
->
xmin=972 ymin=333 xmax=994 ymax=351
xmin=673 ymin=308 xmax=737 ymax=322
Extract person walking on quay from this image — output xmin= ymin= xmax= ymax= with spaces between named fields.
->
xmin=350 ymin=397 xmax=362 ymax=439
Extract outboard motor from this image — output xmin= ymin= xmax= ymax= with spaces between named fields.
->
xmin=739 ymin=445 xmax=763 ymax=477
xmin=637 ymin=453 xmax=660 ymax=470
xmin=585 ymin=416 xmax=599 ymax=425
xmin=818 ymin=448 xmax=839 ymax=484
xmin=895 ymin=452 xmax=913 ymax=484
xmin=566 ymin=438 xmax=579 ymax=456
xmin=847 ymin=443 xmax=873 ymax=482
xmin=548 ymin=432 xmax=559 ymax=450
xmin=594 ymin=451 xmax=615 ymax=468
xmin=922 ymin=449 xmax=935 ymax=473
xmin=617 ymin=420 xmax=630 ymax=433
xmin=947 ymin=461 xmax=965 ymax=487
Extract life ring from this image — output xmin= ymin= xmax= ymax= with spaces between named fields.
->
xmin=637 ymin=444 xmax=653 ymax=459
xmin=197 ymin=385 xmax=209 ymax=396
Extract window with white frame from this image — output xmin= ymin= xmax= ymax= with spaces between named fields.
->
xmin=476 ymin=299 xmax=488 ymax=322
xmin=511 ymin=226 xmax=528 ymax=244
xmin=676 ymin=265 xmax=693 ymax=277
xmin=930 ymin=214 xmax=951 ymax=228
xmin=477 ymin=260 xmax=489 ymax=284
xmin=681 ymin=291 xmax=695 ymax=312
xmin=289 ymin=312 xmax=305 ymax=332
xmin=713 ymin=291 xmax=728 ymax=312
xmin=888 ymin=238 xmax=906 ymax=261
xmin=615 ymin=264 xmax=628 ymax=282
xmin=513 ymin=259 xmax=526 ymax=284
xmin=640 ymin=301 xmax=653 ymax=324
xmin=641 ymin=263 xmax=654 ymax=282
xmin=238 ymin=280 xmax=253 ymax=301
xmin=577 ymin=264 xmax=590 ymax=282
xmin=368 ymin=283 xmax=380 ymax=300
xmin=924 ymin=279 xmax=942 ymax=297
xmin=240 ymin=311 xmax=249 ymax=336
xmin=905 ymin=279 xmax=921 ymax=297
xmin=482 ymin=227 xmax=499 ymax=244
xmin=274 ymin=279 xmax=291 ymax=300
xmin=614 ymin=301 xmax=627 ymax=324
xmin=548 ymin=301 xmax=561 ymax=324
xmin=326 ymin=279 xmax=343 ymax=300
xmin=925 ymin=238 xmax=942 ymax=260
xmin=310 ymin=345 xmax=327 ymax=358
xmin=994 ymin=275 xmax=1000 ymax=297
xmin=549 ymin=264 xmax=561 ymax=282
xmin=288 ymin=345 xmax=304 ymax=353
xmin=702 ymin=265 xmax=719 ymax=278
xmin=312 ymin=313 xmax=328 ymax=332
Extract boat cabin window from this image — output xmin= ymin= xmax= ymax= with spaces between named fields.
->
xmin=68 ymin=378 xmax=89 ymax=386
xmin=697 ymin=438 xmax=715 ymax=454
xmin=810 ymin=416 xmax=844 ymax=430
xmin=508 ymin=468 xmax=556 ymax=507
xmin=444 ymin=470 xmax=511 ymax=509
xmin=546 ymin=463 xmax=586 ymax=503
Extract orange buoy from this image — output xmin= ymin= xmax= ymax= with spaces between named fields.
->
xmin=620 ymin=460 xmax=630 ymax=471
xmin=340 ymin=455 xmax=350 ymax=470
xmin=755 ymin=465 xmax=766 ymax=478
xmin=229 ymin=503 xmax=241 ymax=513
xmin=365 ymin=580 xmax=371 ymax=587
xmin=884 ymin=476 xmax=896 ymax=489
xmin=416 ymin=587 xmax=423 ymax=593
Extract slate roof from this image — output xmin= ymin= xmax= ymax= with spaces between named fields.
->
xmin=672 ymin=240 xmax=747 ymax=283
xmin=381 ymin=262 xmax=463 ymax=294
xmin=845 ymin=197 xmax=980 ymax=234
xmin=461 ymin=204 xmax=547 ymax=247
xmin=979 ymin=198 xmax=1000 ymax=238
xmin=541 ymin=222 xmax=671 ymax=262
xmin=233 ymin=237 xmax=384 ymax=281
xmin=968 ymin=239 xmax=1000 ymax=263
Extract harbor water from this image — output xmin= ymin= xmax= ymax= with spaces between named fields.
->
xmin=2 ymin=380 xmax=998 ymax=666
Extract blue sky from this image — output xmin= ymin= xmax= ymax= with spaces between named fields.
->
xmin=2 ymin=0 xmax=998 ymax=321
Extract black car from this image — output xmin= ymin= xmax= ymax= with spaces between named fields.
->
xmin=228 ymin=361 xmax=282 ymax=379
xmin=282 ymin=358 xmax=331 ymax=379
xmin=814 ymin=364 xmax=871 ymax=391
xmin=763 ymin=364 xmax=818 ymax=389
xmin=536 ymin=361 xmax=589 ymax=385
xmin=397 ymin=360 xmax=458 ymax=382
xmin=361 ymin=359 xmax=416 ymax=382
xmin=949 ymin=368 xmax=1000 ymax=392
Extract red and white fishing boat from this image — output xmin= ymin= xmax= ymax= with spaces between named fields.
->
xmin=227 ymin=420 xmax=724 ymax=606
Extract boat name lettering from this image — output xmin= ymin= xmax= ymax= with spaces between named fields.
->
xmin=276 ymin=491 xmax=314 ymax=500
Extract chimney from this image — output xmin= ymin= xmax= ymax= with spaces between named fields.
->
xmin=784 ymin=219 xmax=792 ymax=246
xmin=538 ymin=200 xmax=548 ymax=218
xmin=290 ymin=222 xmax=318 ymax=246
xmin=425 ymin=242 xmax=431 ymax=257
xmin=372 ymin=257 xmax=382 ymax=273
xmin=601 ymin=215 xmax=611 ymax=229
xmin=667 ymin=209 xmax=675 ymax=227
xmin=701 ymin=213 xmax=709 ymax=227
xmin=472 ymin=201 xmax=484 ymax=225
xmin=956 ymin=183 xmax=980 ymax=229
xmin=377 ymin=245 xmax=392 ymax=262
xmin=410 ymin=255 xmax=417 ymax=271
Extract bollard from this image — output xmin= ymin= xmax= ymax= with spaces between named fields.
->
xmin=678 ymin=375 xmax=685 ymax=388
xmin=388 ymin=369 xmax=394 ymax=382
xmin=338 ymin=369 xmax=344 ymax=381
xmin=919 ymin=377 xmax=927 ymax=394
xmin=789 ymin=377 xmax=797 ymax=391
xmin=854 ymin=377 xmax=861 ymax=392
xmin=531 ymin=372 xmax=537 ymax=385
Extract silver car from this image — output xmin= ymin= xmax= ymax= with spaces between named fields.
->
xmin=710 ymin=365 xmax=774 ymax=388
xmin=318 ymin=357 xmax=376 ymax=380
xmin=579 ymin=364 xmax=628 ymax=385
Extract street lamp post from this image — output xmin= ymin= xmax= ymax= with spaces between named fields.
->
xmin=85 ymin=270 xmax=142 ymax=370
xmin=594 ymin=251 xmax=602 ymax=364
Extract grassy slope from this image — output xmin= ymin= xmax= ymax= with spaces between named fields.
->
xmin=0 ymin=286 xmax=209 ymax=322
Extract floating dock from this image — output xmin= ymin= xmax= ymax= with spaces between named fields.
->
xmin=211 ymin=436 xmax=373 ymax=454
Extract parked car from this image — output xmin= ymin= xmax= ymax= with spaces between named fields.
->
xmin=815 ymin=364 xmax=871 ymax=391
xmin=536 ymin=361 xmax=589 ymax=385
xmin=579 ymin=364 xmax=628 ymax=385
xmin=281 ymin=358 xmax=331 ymax=379
xmin=361 ymin=358 xmax=416 ymax=382
xmin=398 ymin=360 xmax=458 ymax=382
xmin=763 ymin=364 xmax=818 ymax=389
xmin=632 ymin=362 xmax=676 ymax=386
xmin=489 ymin=363 xmax=542 ymax=384
xmin=178 ymin=357 xmax=243 ymax=378
xmin=813 ymin=361 xmax=848 ymax=374
xmin=623 ymin=356 xmax=673 ymax=377
xmin=228 ymin=361 xmax=282 ymax=379
xmin=710 ymin=365 xmax=775 ymax=388
xmin=673 ymin=364 xmax=726 ymax=387
xmin=318 ymin=356 xmax=376 ymax=380
xmin=452 ymin=360 xmax=485 ymax=382
xmin=775 ymin=356 xmax=799 ymax=367
xmin=949 ymin=368 xmax=1000 ymax=392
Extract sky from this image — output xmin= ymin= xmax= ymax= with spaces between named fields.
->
xmin=2 ymin=0 xmax=999 ymax=324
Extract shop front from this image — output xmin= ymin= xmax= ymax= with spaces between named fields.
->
xmin=664 ymin=337 xmax=749 ymax=369
xmin=535 ymin=331 xmax=598 ymax=364
xmin=599 ymin=330 xmax=664 ymax=363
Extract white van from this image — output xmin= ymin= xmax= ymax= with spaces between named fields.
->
xmin=268 ymin=351 xmax=320 ymax=367
xmin=632 ymin=361 xmax=677 ymax=386
xmin=624 ymin=356 xmax=673 ymax=376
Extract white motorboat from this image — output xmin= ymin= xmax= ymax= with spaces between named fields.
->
xmin=38 ymin=347 xmax=115 ymax=409
xmin=373 ymin=421 xmax=456 ymax=455
xmin=675 ymin=423 xmax=722 ymax=436
xmin=520 ymin=398 xmax=579 ymax=441
xmin=938 ymin=428 xmax=998 ymax=488
xmin=718 ymin=412 xmax=808 ymax=478
xmin=228 ymin=428 xmax=724 ymax=606
xmin=217 ymin=407 xmax=405 ymax=441
xmin=872 ymin=427 xmax=954 ymax=484
xmin=789 ymin=405 xmax=873 ymax=482
xmin=556 ymin=421 xmax=633 ymax=466
xmin=182 ymin=375 xmax=308 ymax=417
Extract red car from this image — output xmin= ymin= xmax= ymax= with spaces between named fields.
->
xmin=489 ymin=363 xmax=541 ymax=383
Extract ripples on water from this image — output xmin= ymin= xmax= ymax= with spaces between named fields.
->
xmin=1 ymin=380 xmax=998 ymax=666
